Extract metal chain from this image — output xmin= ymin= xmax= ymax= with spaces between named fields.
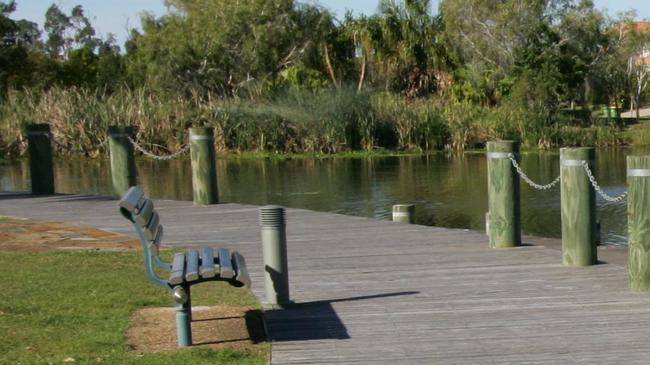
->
xmin=581 ymin=161 xmax=627 ymax=202
xmin=127 ymin=136 xmax=190 ymax=161
xmin=507 ymin=153 xmax=561 ymax=190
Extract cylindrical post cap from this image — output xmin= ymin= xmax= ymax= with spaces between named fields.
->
xmin=392 ymin=204 xmax=415 ymax=213
xmin=25 ymin=123 xmax=50 ymax=133
xmin=259 ymin=205 xmax=286 ymax=228
xmin=190 ymin=127 xmax=214 ymax=136
xmin=108 ymin=125 xmax=136 ymax=136
xmin=560 ymin=147 xmax=595 ymax=160
xmin=487 ymin=140 xmax=519 ymax=153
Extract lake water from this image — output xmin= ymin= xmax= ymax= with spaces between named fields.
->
xmin=0 ymin=148 xmax=641 ymax=245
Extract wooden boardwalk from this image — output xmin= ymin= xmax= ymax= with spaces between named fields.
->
xmin=2 ymin=193 xmax=650 ymax=364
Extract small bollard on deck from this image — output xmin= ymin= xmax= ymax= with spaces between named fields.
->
xmin=392 ymin=204 xmax=415 ymax=224
xmin=259 ymin=205 xmax=290 ymax=307
xmin=108 ymin=126 xmax=137 ymax=197
xmin=26 ymin=124 xmax=55 ymax=195
xmin=486 ymin=141 xmax=521 ymax=248
xmin=627 ymin=156 xmax=650 ymax=290
xmin=190 ymin=127 xmax=219 ymax=205
xmin=560 ymin=147 xmax=597 ymax=266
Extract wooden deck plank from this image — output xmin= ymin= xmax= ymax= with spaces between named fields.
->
xmin=1 ymin=192 xmax=649 ymax=364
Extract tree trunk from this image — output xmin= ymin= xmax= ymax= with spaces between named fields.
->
xmin=323 ymin=43 xmax=340 ymax=89
xmin=357 ymin=55 xmax=366 ymax=92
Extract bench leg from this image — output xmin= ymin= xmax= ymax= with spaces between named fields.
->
xmin=175 ymin=286 xmax=192 ymax=347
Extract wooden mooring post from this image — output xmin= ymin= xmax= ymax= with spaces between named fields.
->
xmin=486 ymin=141 xmax=521 ymax=248
xmin=628 ymin=156 xmax=650 ymax=290
xmin=560 ymin=147 xmax=597 ymax=266
xmin=190 ymin=127 xmax=218 ymax=205
xmin=392 ymin=204 xmax=415 ymax=224
xmin=26 ymin=123 xmax=55 ymax=195
xmin=108 ymin=126 xmax=137 ymax=197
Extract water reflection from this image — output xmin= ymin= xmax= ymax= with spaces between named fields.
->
xmin=1 ymin=148 xmax=644 ymax=245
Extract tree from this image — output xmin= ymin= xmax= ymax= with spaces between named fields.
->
xmin=44 ymin=4 xmax=71 ymax=58
xmin=125 ymin=0 xmax=339 ymax=96
xmin=343 ymin=0 xmax=449 ymax=96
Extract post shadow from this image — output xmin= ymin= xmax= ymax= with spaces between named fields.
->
xmin=262 ymin=291 xmax=419 ymax=342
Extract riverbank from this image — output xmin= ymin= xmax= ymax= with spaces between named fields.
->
xmin=0 ymin=87 xmax=630 ymax=159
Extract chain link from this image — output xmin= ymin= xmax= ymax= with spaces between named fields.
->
xmin=581 ymin=161 xmax=627 ymax=202
xmin=127 ymin=136 xmax=190 ymax=161
xmin=507 ymin=153 xmax=561 ymax=190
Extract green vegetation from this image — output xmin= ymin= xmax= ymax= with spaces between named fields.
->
xmin=0 ymin=250 xmax=267 ymax=365
xmin=625 ymin=121 xmax=650 ymax=146
xmin=0 ymin=0 xmax=649 ymax=158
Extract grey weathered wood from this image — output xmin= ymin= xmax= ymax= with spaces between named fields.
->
xmin=218 ymin=248 xmax=234 ymax=279
xmin=170 ymin=252 xmax=186 ymax=285
xmin=232 ymin=251 xmax=251 ymax=288
xmin=185 ymin=249 xmax=200 ymax=282
xmin=200 ymin=247 xmax=216 ymax=278
xmin=6 ymin=194 xmax=650 ymax=364
xmin=152 ymin=225 xmax=164 ymax=246
xmin=119 ymin=187 xmax=144 ymax=215
xmin=133 ymin=198 xmax=154 ymax=226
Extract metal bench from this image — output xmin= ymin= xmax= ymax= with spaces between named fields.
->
xmin=118 ymin=186 xmax=251 ymax=347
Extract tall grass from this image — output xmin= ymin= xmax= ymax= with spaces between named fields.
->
xmin=0 ymin=86 xmax=627 ymax=159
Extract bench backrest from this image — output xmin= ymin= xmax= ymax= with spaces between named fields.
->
xmin=119 ymin=186 xmax=251 ymax=289
xmin=119 ymin=186 xmax=164 ymax=258
xmin=119 ymin=187 xmax=171 ymax=287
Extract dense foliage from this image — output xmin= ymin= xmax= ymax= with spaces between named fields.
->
xmin=0 ymin=0 xmax=649 ymax=157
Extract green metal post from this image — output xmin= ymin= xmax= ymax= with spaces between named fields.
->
xmin=108 ymin=126 xmax=136 ymax=197
xmin=26 ymin=124 xmax=55 ymax=195
xmin=628 ymin=156 xmax=650 ymax=290
xmin=259 ymin=206 xmax=290 ymax=307
xmin=393 ymin=204 xmax=415 ymax=224
xmin=560 ymin=147 xmax=597 ymax=266
xmin=174 ymin=285 xmax=192 ymax=347
xmin=190 ymin=127 xmax=218 ymax=205
xmin=486 ymin=141 xmax=521 ymax=248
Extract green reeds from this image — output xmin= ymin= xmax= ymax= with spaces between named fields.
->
xmin=0 ymin=86 xmax=628 ymax=158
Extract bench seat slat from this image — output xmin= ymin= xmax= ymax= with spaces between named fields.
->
xmin=232 ymin=251 xmax=251 ymax=288
xmin=169 ymin=252 xmax=186 ymax=285
xmin=119 ymin=187 xmax=145 ymax=213
xmin=200 ymin=247 xmax=216 ymax=279
xmin=143 ymin=212 xmax=160 ymax=241
xmin=218 ymin=248 xmax=234 ymax=279
xmin=185 ymin=250 xmax=200 ymax=282
xmin=134 ymin=199 xmax=154 ymax=226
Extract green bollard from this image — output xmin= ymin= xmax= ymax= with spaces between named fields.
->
xmin=108 ymin=126 xmax=137 ymax=197
xmin=26 ymin=124 xmax=55 ymax=195
xmin=190 ymin=127 xmax=218 ymax=205
xmin=627 ymin=156 xmax=650 ymax=290
xmin=392 ymin=204 xmax=415 ymax=224
xmin=486 ymin=141 xmax=521 ymax=248
xmin=560 ymin=147 xmax=597 ymax=266
xmin=259 ymin=206 xmax=290 ymax=308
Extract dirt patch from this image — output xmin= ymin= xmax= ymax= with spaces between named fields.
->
xmin=0 ymin=216 xmax=140 ymax=252
xmin=127 ymin=305 xmax=266 ymax=353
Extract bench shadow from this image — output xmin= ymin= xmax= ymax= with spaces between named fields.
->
xmin=263 ymin=291 xmax=419 ymax=342
xmin=191 ymin=309 xmax=266 ymax=346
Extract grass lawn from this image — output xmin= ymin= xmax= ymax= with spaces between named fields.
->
xmin=0 ymin=250 xmax=268 ymax=365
